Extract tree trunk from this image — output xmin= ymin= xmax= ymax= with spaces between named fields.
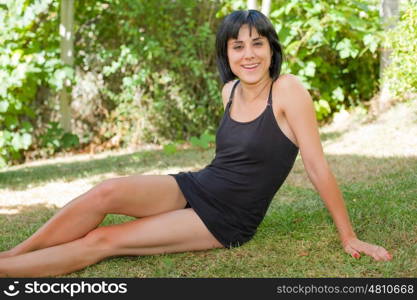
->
xmin=377 ymin=0 xmax=400 ymax=113
xmin=59 ymin=0 xmax=74 ymax=132
xmin=247 ymin=1 xmax=271 ymax=17
xmin=261 ymin=0 xmax=271 ymax=16
xmin=248 ymin=0 xmax=257 ymax=10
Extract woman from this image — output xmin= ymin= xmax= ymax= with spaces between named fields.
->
xmin=0 ymin=10 xmax=392 ymax=277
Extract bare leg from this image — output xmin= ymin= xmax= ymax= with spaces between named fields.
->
xmin=0 ymin=208 xmax=223 ymax=278
xmin=0 ymin=191 xmax=105 ymax=259
xmin=0 ymin=175 xmax=187 ymax=258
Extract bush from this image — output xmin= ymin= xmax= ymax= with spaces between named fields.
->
xmin=382 ymin=1 xmax=417 ymax=99
xmin=0 ymin=0 xmax=69 ymax=167
xmin=74 ymin=0 xmax=223 ymax=147
xmin=272 ymin=0 xmax=382 ymax=120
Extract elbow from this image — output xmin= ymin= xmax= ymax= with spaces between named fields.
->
xmin=305 ymin=158 xmax=331 ymax=183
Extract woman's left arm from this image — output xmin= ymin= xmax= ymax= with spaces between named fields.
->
xmin=277 ymin=74 xmax=392 ymax=261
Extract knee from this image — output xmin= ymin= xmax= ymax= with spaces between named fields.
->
xmin=90 ymin=178 xmax=120 ymax=212
xmin=82 ymin=227 xmax=115 ymax=251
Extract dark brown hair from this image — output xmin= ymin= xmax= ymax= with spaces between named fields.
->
xmin=215 ymin=10 xmax=284 ymax=84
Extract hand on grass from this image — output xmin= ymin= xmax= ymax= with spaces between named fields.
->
xmin=343 ymin=238 xmax=393 ymax=261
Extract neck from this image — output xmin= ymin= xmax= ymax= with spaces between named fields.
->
xmin=238 ymin=76 xmax=272 ymax=104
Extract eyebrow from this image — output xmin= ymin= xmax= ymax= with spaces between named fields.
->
xmin=230 ymin=37 xmax=264 ymax=44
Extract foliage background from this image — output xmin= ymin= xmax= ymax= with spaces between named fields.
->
xmin=0 ymin=0 xmax=415 ymax=168
xmin=382 ymin=0 xmax=417 ymax=99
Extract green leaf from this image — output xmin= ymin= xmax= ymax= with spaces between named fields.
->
xmin=336 ymin=38 xmax=359 ymax=59
xmin=0 ymin=100 xmax=9 ymax=112
xmin=190 ymin=136 xmax=201 ymax=147
xmin=5 ymin=115 xmax=19 ymax=130
xmin=2 ymin=130 xmax=12 ymax=141
xmin=49 ymin=66 xmax=74 ymax=90
xmin=310 ymin=31 xmax=324 ymax=44
xmin=270 ymin=7 xmax=286 ymax=18
xmin=347 ymin=15 xmax=366 ymax=30
xmin=21 ymin=132 xmax=32 ymax=149
xmin=200 ymin=133 xmax=215 ymax=143
xmin=11 ymin=133 xmax=23 ymax=150
xmin=332 ymin=87 xmax=345 ymax=102
xmin=21 ymin=121 xmax=33 ymax=132
xmin=11 ymin=49 xmax=23 ymax=66
xmin=199 ymin=139 xmax=209 ymax=148
xmin=285 ymin=0 xmax=298 ymax=15
xmin=278 ymin=26 xmax=292 ymax=45
xmin=329 ymin=11 xmax=347 ymax=23
xmin=61 ymin=133 xmax=79 ymax=149
xmin=314 ymin=99 xmax=331 ymax=120
xmin=304 ymin=61 xmax=316 ymax=77
xmin=363 ymin=34 xmax=378 ymax=53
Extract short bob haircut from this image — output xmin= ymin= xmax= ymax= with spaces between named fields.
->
xmin=215 ymin=10 xmax=284 ymax=84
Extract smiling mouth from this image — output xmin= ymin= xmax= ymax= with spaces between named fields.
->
xmin=242 ymin=63 xmax=260 ymax=70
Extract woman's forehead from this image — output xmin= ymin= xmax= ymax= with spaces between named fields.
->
xmin=237 ymin=24 xmax=259 ymax=38
xmin=228 ymin=26 xmax=264 ymax=43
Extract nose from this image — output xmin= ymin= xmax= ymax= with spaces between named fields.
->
xmin=243 ymin=45 xmax=255 ymax=60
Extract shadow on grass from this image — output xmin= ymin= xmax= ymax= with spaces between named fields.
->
xmin=319 ymin=130 xmax=346 ymax=142
xmin=0 ymin=147 xmax=215 ymax=191
xmin=1 ymin=145 xmax=417 ymax=192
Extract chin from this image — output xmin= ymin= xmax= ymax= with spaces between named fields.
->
xmin=232 ymin=69 xmax=269 ymax=84
xmin=236 ymin=74 xmax=264 ymax=84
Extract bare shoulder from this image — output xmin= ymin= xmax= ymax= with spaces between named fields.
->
xmin=274 ymin=73 xmax=300 ymax=87
xmin=272 ymin=73 xmax=323 ymax=162
xmin=221 ymin=79 xmax=238 ymax=110
xmin=272 ymin=73 xmax=313 ymax=112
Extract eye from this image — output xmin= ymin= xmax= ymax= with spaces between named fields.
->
xmin=254 ymin=42 xmax=263 ymax=46
xmin=233 ymin=45 xmax=243 ymax=50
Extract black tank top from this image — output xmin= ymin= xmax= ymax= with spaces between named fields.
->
xmin=193 ymin=79 xmax=299 ymax=246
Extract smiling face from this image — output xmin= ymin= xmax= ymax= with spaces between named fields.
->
xmin=227 ymin=24 xmax=272 ymax=84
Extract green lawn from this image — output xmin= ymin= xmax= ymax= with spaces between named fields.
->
xmin=0 ymin=100 xmax=416 ymax=278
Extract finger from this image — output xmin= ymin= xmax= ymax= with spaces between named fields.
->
xmin=359 ymin=244 xmax=378 ymax=258
xmin=377 ymin=248 xmax=393 ymax=261
xmin=344 ymin=244 xmax=361 ymax=259
xmin=369 ymin=246 xmax=392 ymax=261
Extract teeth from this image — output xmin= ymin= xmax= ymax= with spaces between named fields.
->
xmin=243 ymin=64 xmax=259 ymax=68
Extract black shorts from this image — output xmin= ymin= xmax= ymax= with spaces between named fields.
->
xmin=169 ymin=171 xmax=252 ymax=249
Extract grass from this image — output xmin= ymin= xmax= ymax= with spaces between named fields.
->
xmin=0 ymin=99 xmax=416 ymax=277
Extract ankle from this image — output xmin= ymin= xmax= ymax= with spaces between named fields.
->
xmin=5 ymin=246 xmax=28 ymax=257
xmin=0 ymin=249 xmax=16 ymax=258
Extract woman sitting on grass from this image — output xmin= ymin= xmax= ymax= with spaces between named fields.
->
xmin=0 ymin=10 xmax=392 ymax=277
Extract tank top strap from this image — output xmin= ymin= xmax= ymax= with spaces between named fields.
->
xmin=228 ymin=80 xmax=240 ymax=104
xmin=267 ymin=80 xmax=274 ymax=106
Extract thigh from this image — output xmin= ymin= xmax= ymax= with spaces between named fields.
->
xmin=102 ymin=174 xmax=187 ymax=218
xmin=88 ymin=208 xmax=224 ymax=257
